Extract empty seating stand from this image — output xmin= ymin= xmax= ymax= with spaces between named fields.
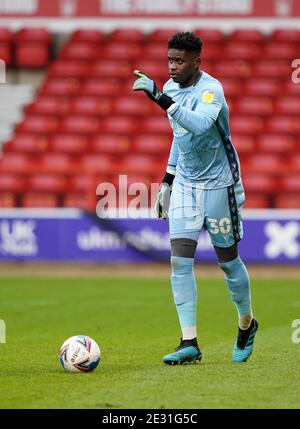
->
xmin=0 ymin=27 xmax=300 ymax=209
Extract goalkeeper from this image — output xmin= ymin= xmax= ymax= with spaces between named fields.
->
xmin=133 ymin=32 xmax=258 ymax=365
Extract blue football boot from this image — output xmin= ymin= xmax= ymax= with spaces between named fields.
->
xmin=163 ymin=338 xmax=202 ymax=365
xmin=232 ymin=318 xmax=259 ymax=363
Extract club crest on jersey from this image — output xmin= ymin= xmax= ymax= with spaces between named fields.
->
xmin=201 ymin=89 xmax=215 ymax=103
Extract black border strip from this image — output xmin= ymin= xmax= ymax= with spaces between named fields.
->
xmin=216 ymin=119 xmax=240 ymax=184
xmin=227 ymin=185 xmax=241 ymax=244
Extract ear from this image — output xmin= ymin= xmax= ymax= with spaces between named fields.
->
xmin=194 ymin=55 xmax=201 ymax=69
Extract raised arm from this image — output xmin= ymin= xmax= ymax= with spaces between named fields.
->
xmin=166 ymin=85 xmax=223 ymax=136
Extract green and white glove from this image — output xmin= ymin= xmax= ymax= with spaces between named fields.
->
xmin=154 ymin=183 xmax=172 ymax=219
xmin=132 ymin=70 xmax=174 ymax=111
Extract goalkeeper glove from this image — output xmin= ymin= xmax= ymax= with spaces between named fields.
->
xmin=154 ymin=172 xmax=175 ymax=219
xmin=154 ymin=183 xmax=171 ymax=219
xmin=132 ymin=70 xmax=174 ymax=111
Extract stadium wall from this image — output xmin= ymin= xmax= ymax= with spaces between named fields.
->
xmin=0 ymin=209 xmax=299 ymax=264
xmin=0 ymin=0 xmax=299 ymax=32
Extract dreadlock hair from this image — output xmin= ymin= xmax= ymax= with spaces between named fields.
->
xmin=168 ymin=31 xmax=203 ymax=54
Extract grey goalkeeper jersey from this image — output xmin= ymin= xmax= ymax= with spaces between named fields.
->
xmin=164 ymin=71 xmax=240 ymax=189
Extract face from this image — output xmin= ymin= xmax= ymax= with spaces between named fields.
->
xmin=168 ymin=49 xmax=201 ymax=87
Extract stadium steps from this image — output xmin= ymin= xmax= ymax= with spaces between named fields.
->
xmin=0 ymin=84 xmax=35 ymax=151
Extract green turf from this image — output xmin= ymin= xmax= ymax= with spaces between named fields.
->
xmin=0 ymin=275 xmax=300 ymax=409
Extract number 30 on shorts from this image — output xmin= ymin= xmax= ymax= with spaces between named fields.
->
xmin=207 ymin=217 xmax=231 ymax=235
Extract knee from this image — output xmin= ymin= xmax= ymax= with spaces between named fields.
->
xmin=171 ymin=256 xmax=194 ymax=275
xmin=218 ymin=255 xmax=243 ymax=276
xmin=170 ymin=238 xmax=197 ymax=275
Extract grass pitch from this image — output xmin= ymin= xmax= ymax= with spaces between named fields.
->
xmin=0 ymin=274 xmax=300 ymax=409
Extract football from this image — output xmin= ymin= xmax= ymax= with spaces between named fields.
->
xmin=59 ymin=335 xmax=101 ymax=373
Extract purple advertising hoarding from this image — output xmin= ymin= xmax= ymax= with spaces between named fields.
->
xmin=0 ymin=209 xmax=300 ymax=264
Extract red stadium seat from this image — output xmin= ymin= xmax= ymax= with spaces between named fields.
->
xmin=283 ymin=81 xmax=300 ymax=96
xmin=213 ymin=60 xmax=251 ymax=79
xmin=50 ymin=134 xmax=88 ymax=155
xmin=0 ymin=27 xmax=13 ymax=42
xmin=26 ymin=97 xmax=70 ymax=116
xmin=15 ymin=43 xmax=50 ymax=68
xmin=0 ymin=174 xmax=24 ymax=193
xmin=266 ymin=117 xmax=300 ymax=134
xmin=0 ymin=192 xmax=16 ymax=207
xmin=110 ymin=173 xmax=152 ymax=195
xmin=81 ymin=79 xmax=121 ymax=97
xmin=252 ymin=60 xmax=290 ymax=78
xmin=271 ymin=29 xmax=300 ymax=43
xmin=91 ymin=60 xmax=132 ymax=79
xmin=0 ymin=29 xmax=13 ymax=64
xmin=16 ymin=28 xmax=51 ymax=43
xmin=132 ymin=135 xmax=171 ymax=154
xmin=27 ymin=174 xmax=66 ymax=192
xmin=143 ymin=44 xmax=168 ymax=60
xmin=141 ymin=117 xmax=171 ymax=134
xmin=235 ymin=97 xmax=273 ymax=116
xmin=119 ymin=155 xmax=158 ymax=175
xmin=101 ymin=117 xmax=136 ymax=134
xmin=91 ymin=135 xmax=130 ymax=154
xmin=59 ymin=43 xmax=99 ymax=60
xmin=262 ymin=42 xmax=298 ymax=60
xmin=242 ymin=174 xmax=277 ymax=194
xmin=39 ymin=153 xmax=75 ymax=173
xmin=5 ymin=134 xmax=48 ymax=154
xmin=70 ymin=30 xmax=105 ymax=43
xmin=113 ymin=97 xmax=153 ymax=116
xmin=232 ymin=135 xmax=255 ymax=155
xmin=80 ymin=155 xmax=118 ymax=176
xmin=244 ymin=79 xmax=279 ymax=96
xmin=60 ymin=115 xmax=101 ymax=134
xmin=0 ymin=42 xmax=12 ymax=65
xmin=71 ymin=96 xmax=111 ymax=116
xmin=244 ymin=155 xmax=283 ymax=175
xmin=224 ymin=42 xmax=261 ymax=60
xmin=228 ymin=29 xmax=264 ymax=43
xmin=16 ymin=115 xmax=59 ymax=134
xmin=0 ymin=153 xmax=33 ymax=174
xmin=22 ymin=193 xmax=58 ymax=208
xmin=201 ymin=44 xmax=224 ymax=60
xmin=15 ymin=28 xmax=51 ymax=68
xmin=40 ymin=78 xmax=81 ymax=96
xmin=286 ymin=154 xmax=300 ymax=174
xmin=275 ymin=194 xmax=300 ymax=209
xmin=279 ymin=176 xmax=300 ymax=193
xmin=221 ymin=79 xmax=243 ymax=97
xmin=274 ymin=97 xmax=300 ymax=115
xmin=149 ymin=29 xmax=180 ymax=43
xmin=68 ymin=174 xmax=101 ymax=193
xmin=110 ymin=29 xmax=144 ymax=43
xmin=256 ymin=135 xmax=295 ymax=154
xmin=48 ymin=60 xmax=90 ymax=78
xmin=102 ymin=43 xmax=142 ymax=60
xmin=63 ymin=193 xmax=95 ymax=210
xmin=194 ymin=29 xmax=224 ymax=42
xmin=244 ymin=194 xmax=270 ymax=209
xmin=68 ymin=174 xmax=102 ymax=211
xmin=230 ymin=116 xmax=263 ymax=134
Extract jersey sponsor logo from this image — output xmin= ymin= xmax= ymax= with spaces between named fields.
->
xmin=201 ymin=89 xmax=215 ymax=103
